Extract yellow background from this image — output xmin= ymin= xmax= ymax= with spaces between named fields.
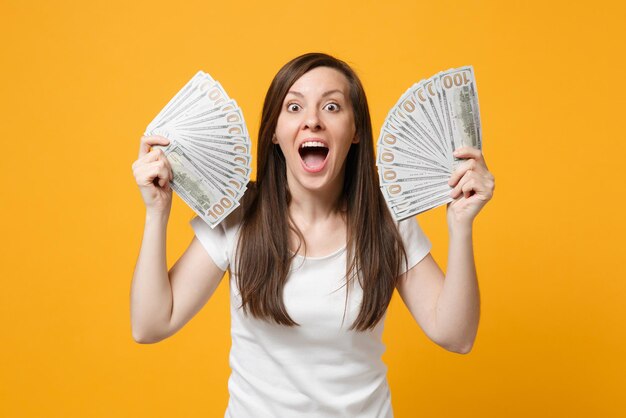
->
xmin=1 ymin=0 xmax=624 ymax=417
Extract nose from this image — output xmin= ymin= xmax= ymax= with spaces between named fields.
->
xmin=303 ymin=108 xmax=323 ymax=131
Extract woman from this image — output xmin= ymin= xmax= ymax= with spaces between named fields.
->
xmin=130 ymin=53 xmax=495 ymax=417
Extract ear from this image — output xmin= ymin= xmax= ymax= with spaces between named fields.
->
xmin=272 ymin=133 xmax=278 ymax=144
xmin=352 ymin=133 xmax=359 ymax=144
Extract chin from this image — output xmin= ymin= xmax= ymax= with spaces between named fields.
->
xmin=287 ymin=164 xmax=341 ymax=194
xmin=295 ymin=173 xmax=330 ymax=190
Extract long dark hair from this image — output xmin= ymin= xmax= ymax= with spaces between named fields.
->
xmin=235 ymin=52 xmax=406 ymax=331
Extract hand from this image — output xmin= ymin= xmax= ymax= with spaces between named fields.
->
xmin=131 ymin=135 xmax=174 ymax=215
xmin=446 ymin=147 xmax=495 ymax=230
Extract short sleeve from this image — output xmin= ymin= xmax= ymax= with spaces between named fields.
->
xmin=397 ymin=216 xmax=432 ymax=274
xmin=189 ymin=216 xmax=230 ymax=271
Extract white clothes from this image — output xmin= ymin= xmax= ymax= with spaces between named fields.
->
xmin=190 ymin=208 xmax=431 ymax=418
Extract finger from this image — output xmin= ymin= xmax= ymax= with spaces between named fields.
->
xmin=161 ymin=154 xmax=174 ymax=182
xmin=150 ymin=160 xmax=171 ymax=188
xmin=453 ymin=146 xmax=482 ymax=160
xmin=132 ymin=148 xmax=166 ymax=171
xmin=138 ymin=135 xmax=170 ymax=159
xmin=453 ymin=146 xmax=489 ymax=171
xmin=136 ymin=160 xmax=169 ymax=187
xmin=450 ymin=170 xmax=473 ymax=198
xmin=133 ymin=164 xmax=157 ymax=188
xmin=461 ymin=178 xmax=477 ymax=199
xmin=133 ymin=163 xmax=160 ymax=188
xmin=448 ymin=158 xmax=476 ymax=187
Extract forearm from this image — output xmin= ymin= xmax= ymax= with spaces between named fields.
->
xmin=130 ymin=211 xmax=173 ymax=343
xmin=434 ymin=224 xmax=480 ymax=352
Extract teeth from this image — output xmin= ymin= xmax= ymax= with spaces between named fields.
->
xmin=300 ymin=141 xmax=327 ymax=148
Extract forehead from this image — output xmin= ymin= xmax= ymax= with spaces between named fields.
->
xmin=287 ymin=66 xmax=350 ymax=96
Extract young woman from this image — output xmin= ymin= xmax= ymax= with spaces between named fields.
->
xmin=130 ymin=53 xmax=495 ymax=417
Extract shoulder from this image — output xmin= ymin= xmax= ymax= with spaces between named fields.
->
xmin=191 ymin=181 xmax=257 ymax=231
xmin=395 ymin=216 xmax=432 ymax=274
xmin=190 ymin=196 xmax=246 ymax=238
xmin=189 ymin=184 xmax=256 ymax=270
xmin=395 ymin=216 xmax=428 ymax=242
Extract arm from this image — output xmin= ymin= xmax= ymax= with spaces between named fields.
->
xmin=396 ymin=147 xmax=494 ymax=354
xmin=129 ymin=211 xmax=171 ymax=343
xmin=129 ymin=135 xmax=226 ymax=344
xmin=130 ymin=216 xmax=226 ymax=344
xmin=396 ymin=246 xmax=478 ymax=355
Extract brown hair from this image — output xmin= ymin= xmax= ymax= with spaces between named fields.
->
xmin=235 ymin=52 xmax=407 ymax=331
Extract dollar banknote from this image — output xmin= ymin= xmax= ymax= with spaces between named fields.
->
xmin=376 ymin=66 xmax=482 ymax=221
xmin=144 ymin=71 xmax=252 ymax=228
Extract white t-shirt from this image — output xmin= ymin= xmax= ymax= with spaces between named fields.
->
xmin=190 ymin=207 xmax=431 ymax=418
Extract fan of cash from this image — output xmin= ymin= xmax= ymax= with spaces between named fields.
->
xmin=144 ymin=71 xmax=251 ymax=228
xmin=376 ymin=66 xmax=482 ymax=221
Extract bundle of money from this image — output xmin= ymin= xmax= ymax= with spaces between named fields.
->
xmin=376 ymin=66 xmax=482 ymax=221
xmin=144 ymin=71 xmax=252 ymax=228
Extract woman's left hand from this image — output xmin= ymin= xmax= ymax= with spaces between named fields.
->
xmin=446 ymin=146 xmax=495 ymax=230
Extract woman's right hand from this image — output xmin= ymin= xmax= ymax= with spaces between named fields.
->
xmin=132 ymin=135 xmax=174 ymax=215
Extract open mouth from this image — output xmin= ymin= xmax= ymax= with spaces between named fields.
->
xmin=298 ymin=141 xmax=329 ymax=171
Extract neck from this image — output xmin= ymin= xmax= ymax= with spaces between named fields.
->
xmin=286 ymin=172 xmax=346 ymax=226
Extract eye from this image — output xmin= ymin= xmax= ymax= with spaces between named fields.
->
xmin=324 ymin=102 xmax=340 ymax=112
xmin=287 ymin=103 xmax=301 ymax=112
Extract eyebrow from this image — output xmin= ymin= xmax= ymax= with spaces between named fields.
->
xmin=286 ymin=89 xmax=345 ymax=98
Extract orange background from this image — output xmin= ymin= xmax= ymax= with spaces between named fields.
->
xmin=1 ymin=0 xmax=625 ymax=417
